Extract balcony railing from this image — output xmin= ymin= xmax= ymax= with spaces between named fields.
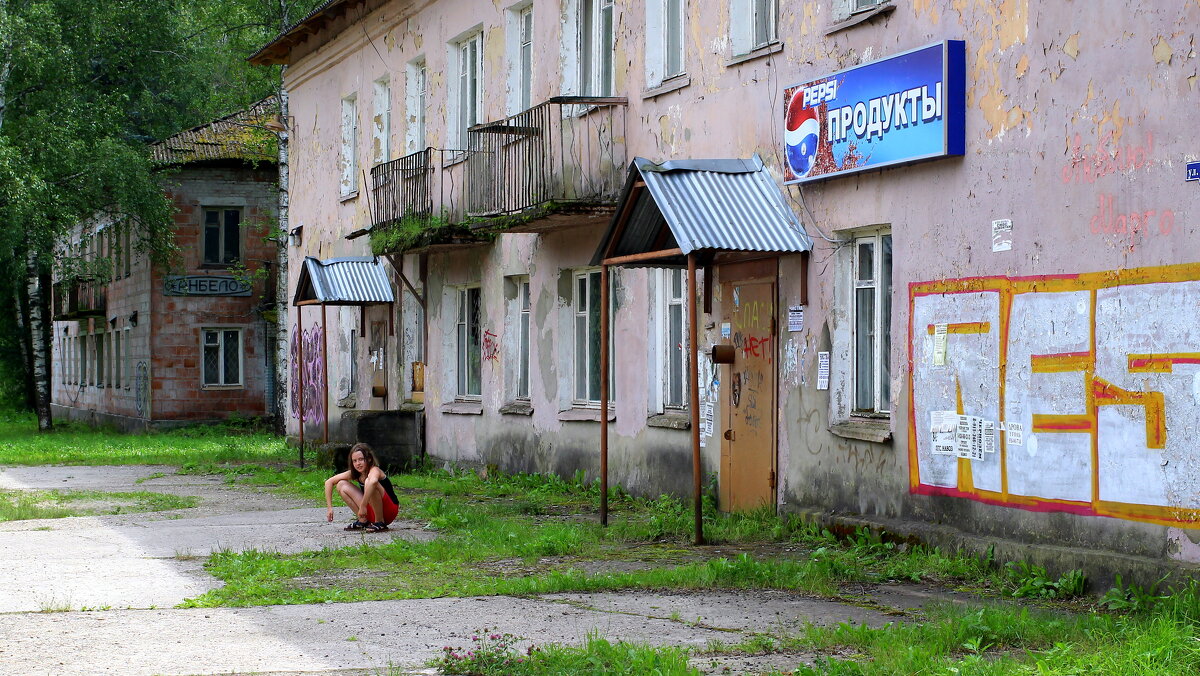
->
xmin=370 ymin=148 xmax=434 ymax=229
xmin=465 ymin=96 xmax=627 ymax=218
xmin=53 ymin=279 xmax=106 ymax=320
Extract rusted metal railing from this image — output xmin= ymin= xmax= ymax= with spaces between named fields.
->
xmin=465 ymin=97 xmax=627 ymax=217
xmin=370 ymin=148 xmax=434 ymax=228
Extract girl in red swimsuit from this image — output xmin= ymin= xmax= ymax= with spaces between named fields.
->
xmin=324 ymin=443 xmax=400 ymax=532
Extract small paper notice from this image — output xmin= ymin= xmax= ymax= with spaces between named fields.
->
xmin=992 ymin=218 xmax=1013 ymax=252
xmin=931 ymin=410 xmax=957 ymax=455
xmin=933 ymin=324 xmax=948 ymax=366
xmin=1006 ymin=422 xmax=1024 ymax=446
xmin=721 ymin=322 xmax=731 ymax=338
xmin=983 ymin=420 xmax=996 ymax=454
xmin=700 ymin=403 xmax=714 ymax=447
xmin=817 ymin=352 xmax=830 ymax=390
xmin=951 ymin=414 xmax=991 ymax=461
xmin=788 ymin=306 xmax=804 ymax=332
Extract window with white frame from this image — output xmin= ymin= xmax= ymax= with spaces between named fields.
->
xmin=451 ymin=32 xmax=483 ymax=149
xmin=832 ymin=0 xmax=888 ymax=22
xmin=202 ymin=328 xmax=243 ymax=387
xmin=405 ymin=58 xmax=427 ymax=154
xmin=506 ymin=4 xmax=534 ymax=114
xmin=852 ymin=231 xmax=892 ymax=416
xmin=516 ymin=277 xmax=531 ymax=399
xmin=123 ymin=327 xmax=131 ymax=389
xmin=579 ymin=0 xmax=614 ymax=96
xmin=340 ymin=94 xmax=359 ymax=197
xmin=646 ymin=0 xmax=685 ymax=87
xmin=203 ymin=208 xmax=241 ymax=266
xmin=730 ymin=0 xmax=777 ymax=57
xmin=79 ymin=334 xmax=88 ymax=386
xmin=572 ymin=269 xmax=615 ymax=404
xmin=372 ymin=76 xmax=391 ymax=166
xmin=113 ymin=328 xmax=122 ymax=389
xmin=663 ymin=268 xmax=688 ymax=409
xmin=456 ymin=286 xmax=482 ymax=398
xmin=347 ymin=326 xmax=358 ymax=396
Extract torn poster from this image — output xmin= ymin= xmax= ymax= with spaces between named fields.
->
xmin=932 ymin=323 xmax=948 ymax=366
xmin=930 ymin=410 xmax=957 ymax=455
xmin=992 ymin=218 xmax=1013 ymax=252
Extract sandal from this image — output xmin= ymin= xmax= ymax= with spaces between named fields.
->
xmin=344 ymin=520 xmax=369 ymax=531
xmin=366 ymin=521 xmax=389 ymax=533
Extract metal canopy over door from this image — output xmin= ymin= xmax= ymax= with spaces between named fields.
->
xmin=719 ymin=260 xmax=778 ymax=512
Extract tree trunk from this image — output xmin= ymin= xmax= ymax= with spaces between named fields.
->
xmin=26 ymin=250 xmax=52 ymax=430
xmin=12 ymin=267 xmax=33 ymax=408
xmin=273 ymin=81 xmax=290 ymax=437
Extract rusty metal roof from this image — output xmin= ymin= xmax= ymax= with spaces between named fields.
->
xmin=293 ymin=256 xmax=395 ymax=306
xmin=249 ymin=0 xmax=369 ymax=66
xmin=150 ymin=97 xmax=278 ymax=166
xmin=591 ymin=155 xmax=811 ymax=265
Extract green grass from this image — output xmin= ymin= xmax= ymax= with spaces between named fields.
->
xmin=429 ymin=632 xmax=698 ymax=675
xmin=0 ymin=410 xmax=292 ymax=466
xmin=0 ymin=488 xmax=198 ymax=520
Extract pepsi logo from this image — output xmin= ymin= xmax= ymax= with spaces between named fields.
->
xmin=785 ymin=90 xmax=821 ymax=178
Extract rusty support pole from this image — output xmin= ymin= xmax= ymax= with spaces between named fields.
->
xmin=599 ymin=264 xmax=610 ymax=527
xmin=688 ymin=253 xmax=704 ymax=545
xmin=321 ymin=303 xmax=329 ymax=444
xmin=296 ymin=304 xmax=305 ymax=467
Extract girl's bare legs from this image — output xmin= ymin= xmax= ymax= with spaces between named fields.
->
xmin=360 ymin=477 xmax=385 ymax=522
xmin=336 ymin=480 xmax=365 ymax=519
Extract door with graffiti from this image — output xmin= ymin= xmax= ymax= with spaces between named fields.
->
xmin=720 ymin=269 xmax=777 ymax=512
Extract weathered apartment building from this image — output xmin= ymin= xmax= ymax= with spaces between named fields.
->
xmin=50 ymin=102 xmax=280 ymax=430
xmin=253 ymin=0 xmax=1200 ymax=574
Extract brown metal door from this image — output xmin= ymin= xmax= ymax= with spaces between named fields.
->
xmin=720 ymin=278 xmax=777 ymax=512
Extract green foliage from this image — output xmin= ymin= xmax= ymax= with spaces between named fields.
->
xmin=369 ymin=212 xmax=480 ymax=255
xmin=0 ymin=487 xmax=197 ymax=521
xmin=1007 ymin=561 xmax=1087 ymax=599
xmin=1100 ymin=573 xmax=1171 ymax=612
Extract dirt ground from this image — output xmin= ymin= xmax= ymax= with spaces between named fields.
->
xmin=0 ymin=465 xmax=971 ymax=675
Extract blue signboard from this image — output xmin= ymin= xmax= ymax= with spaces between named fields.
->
xmin=782 ymin=41 xmax=966 ymax=184
xmin=1187 ymin=161 xmax=1200 ymax=182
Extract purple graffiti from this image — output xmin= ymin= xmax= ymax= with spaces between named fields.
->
xmin=290 ymin=325 xmax=325 ymax=425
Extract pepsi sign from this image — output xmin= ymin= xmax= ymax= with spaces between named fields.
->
xmin=782 ymin=41 xmax=965 ymax=184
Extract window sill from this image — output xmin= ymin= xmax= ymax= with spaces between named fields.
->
xmin=197 ymin=263 xmax=235 ymax=271
xmin=647 ymin=412 xmax=691 ymax=430
xmin=831 ymin=420 xmax=892 ymax=443
xmin=441 ymin=400 xmax=483 ymax=415
xmin=201 ymin=384 xmax=245 ymax=391
xmin=642 ymin=76 xmax=691 ymax=100
xmin=500 ymin=400 xmax=534 ymax=416
xmin=825 ymin=3 xmax=895 ymax=35
xmin=339 ymin=190 xmax=359 ymax=203
xmin=726 ymin=41 xmax=784 ymax=68
xmin=558 ymin=407 xmax=615 ymax=422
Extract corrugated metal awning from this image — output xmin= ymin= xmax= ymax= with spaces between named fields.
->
xmin=591 ymin=154 xmax=811 ymax=266
xmin=292 ymin=256 xmax=395 ymax=306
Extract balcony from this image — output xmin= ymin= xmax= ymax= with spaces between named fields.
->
xmin=465 ymin=96 xmax=627 ymax=228
xmin=369 ymin=147 xmax=434 ymax=229
xmin=53 ymin=278 xmax=106 ymax=320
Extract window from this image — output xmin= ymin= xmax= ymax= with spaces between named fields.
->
xmin=853 ymin=0 xmax=885 ymax=12
xmin=340 ymin=94 xmax=359 ymax=197
xmin=203 ymin=208 xmax=241 ymax=266
xmin=572 ymin=269 xmax=615 ymax=404
xmin=372 ymin=76 xmax=391 ymax=166
xmin=405 ymin=59 xmax=427 ymax=154
xmin=456 ymin=286 xmax=482 ymax=398
xmin=646 ymin=0 xmax=685 ymax=87
xmin=507 ymin=5 xmax=534 ymax=113
xmin=123 ymin=327 xmax=131 ymax=389
xmin=452 ymin=32 xmax=483 ymax=149
xmin=579 ymin=0 xmax=614 ymax=96
xmin=113 ymin=329 xmax=122 ymax=389
xmin=347 ymin=326 xmax=359 ymax=396
xmin=95 ymin=330 xmax=105 ymax=387
xmin=202 ymin=328 xmax=243 ymax=387
xmin=663 ymin=269 xmax=687 ymax=408
xmin=852 ymin=232 xmax=892 ymax=415
xmin=730 ymin=0 xmax=776 ymax=56
xmin=79 ymin=335 xmax=88 ymax=386
xmin=517 ymin=278 xmax=531 ymax=399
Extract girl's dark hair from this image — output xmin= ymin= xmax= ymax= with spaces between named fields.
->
xmin=348 ymin=443 xmax=379 ymax=482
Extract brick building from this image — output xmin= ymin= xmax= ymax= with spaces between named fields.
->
xmin=50 ymin=101 xmax=281 ymax=430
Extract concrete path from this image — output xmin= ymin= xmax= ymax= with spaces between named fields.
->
xmin=0 ymin=465 xmax=953 ymax=675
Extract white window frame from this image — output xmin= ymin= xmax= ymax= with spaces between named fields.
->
xmin=730 ymin=0 xmax=777 ymax=57
xmin=851 ymin=231 xmax=892 ymax=417
xmin=662 ymin=268 xmax=688 ymax=410
xmin=123 ymin=327 xmax=131 ymax=389
xmin=579 ymin=0 xmax=614 ymax=97
xmin=405 ymin=58 xmax=427 ymax=154
xmin=449 ymin=31 xmax=483 ymax=151
xmin=646 ymin=0 xmax=685 ymax=87
xmin=372 ymin=76 xmax=391 ymax=166
xmin=516 ymin=277 xmax=531 ymax=400
xmin=572 ymin=269 xmax=616 ymax=406
xmin=201 ymin=327 xmax=244 ymax=388
xmin=455 ymin=285 xmax=482 ymax=400
xmin=113 ymin=328 xmax=122 ymax=389
xmin=347 ymin=325 xmax=359 ymax=398
xmin=506 ymin=4 xmax=535 ymax=114
xmin=95 ymin=329 xmax=106 ymax=388
xmin=202 ymin=207 xmax=242 ymax=266
xmin=340 ymin=94 xmax=359 ymax=198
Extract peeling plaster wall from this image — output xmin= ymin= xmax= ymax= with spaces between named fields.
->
xmin=279 ymin=0 xmax=1200 ymax=561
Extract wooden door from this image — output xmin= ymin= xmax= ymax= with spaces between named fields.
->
xmin=720 ymin=278 xmax=777 ymax=511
